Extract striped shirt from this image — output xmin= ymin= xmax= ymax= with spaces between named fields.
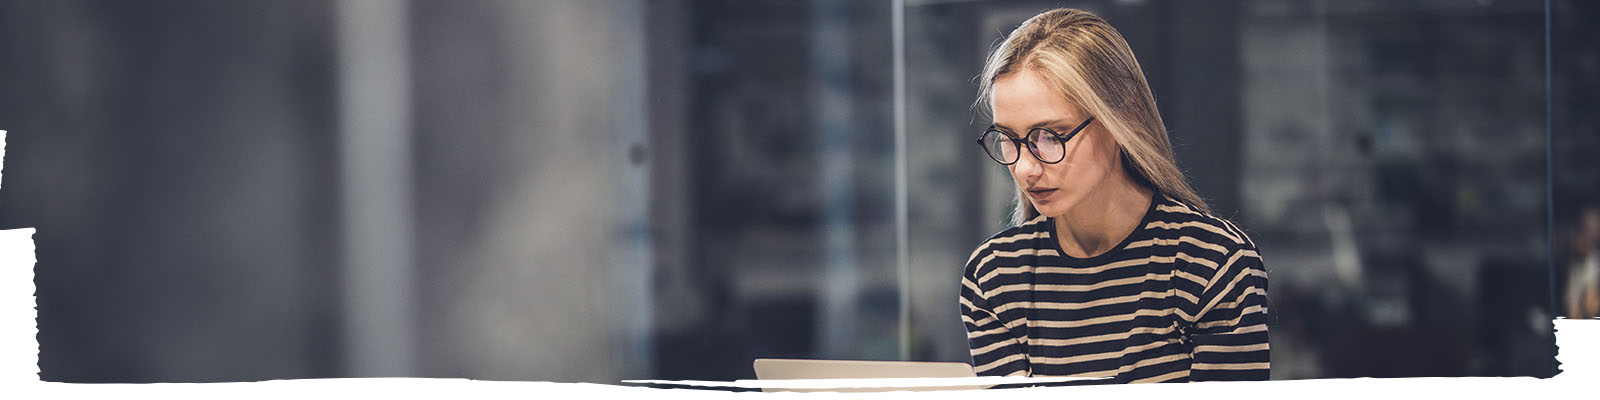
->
xmin=959 ymin=192 xmax=1270 ymax=383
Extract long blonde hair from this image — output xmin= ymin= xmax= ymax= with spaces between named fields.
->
xmin=976 ymin=8 xmax=1210 ymax=226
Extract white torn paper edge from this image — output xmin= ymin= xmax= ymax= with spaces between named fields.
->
xmin=623 ymin=375 xmax=1106 ymax=391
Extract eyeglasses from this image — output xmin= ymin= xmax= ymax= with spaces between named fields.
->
xmin=975 ymin=116 xmax=1095 ymax=165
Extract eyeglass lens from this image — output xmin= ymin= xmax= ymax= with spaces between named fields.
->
xmin=980 ymin=129 xmax=1066 ymax=164
xmin=982 ymin=130 xmax=1019 ymax=163
xmin=1027 ymin=130 xmax=1065 ymax=162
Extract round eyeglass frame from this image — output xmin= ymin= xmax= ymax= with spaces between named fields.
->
xmin=975 ymin=116 xmax=1095 ymax=165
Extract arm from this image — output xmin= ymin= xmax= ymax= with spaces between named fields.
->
xmin=960 ymin=263 xmax=1029 ymax=377
xmin=1184 ymin=247 xmax=1271 ymax=381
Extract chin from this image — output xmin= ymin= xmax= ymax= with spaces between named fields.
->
xmin=1030 ymin=201 xmax=1070 ymax=219
xmin=1029 ymin=190 xmax=1086 ymax=219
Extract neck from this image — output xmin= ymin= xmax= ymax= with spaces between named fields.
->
xmin=1052 ymin=170 xmax=1154 ymax=258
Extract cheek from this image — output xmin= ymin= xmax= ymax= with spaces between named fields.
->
xmin=1090 ymin=128 xmax=1121 ymax=158
xmin=1040 ymin=162 xmax=1073 ymax=182
xmin=1063 ymin=133 xmax=1118 ymax=181
xmin=1084 ymin=130 xmax=1115 ymax=160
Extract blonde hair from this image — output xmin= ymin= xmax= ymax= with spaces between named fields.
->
xmin=976 ymin=8 xmax=1210 ymax=226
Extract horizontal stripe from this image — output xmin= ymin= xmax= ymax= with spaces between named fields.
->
xmin=965 ymin=231 xmax=1049 ymax=263
xmin=1145 ymin=220 xmax=1244 ymax=245
xmin=976 ymin=248 xmax=1060 ymax=271
xmin=978 ymin=256 xmax=1154 ymax=284
xmin=1026 ymin=308 xmax=1169 ymax=329
xmin=1130 ymin=369 xmax=1189 ymax=383
xmin=1207 ymin=286 xmax=1267 ymax=312
xmin=983 ymin=230 xmax=1048 ymax=245
xmin=988 ymin=273 xmax=1169 ymax=297
xmin=1030 ymin=337 xmax=1176 ymax=365
xmin=1194 ymin=342 xmax=1270 ymax=354
xmin=1029 ymin=370 xmax=1116 ymax=379
xmin=1197 ymin=304 xmax=1267 ymax=330
xmin=974 ymin=353 xmax=1027 ymax=374
xmin=995 ymin=292 xmax=1169 ymax=315
xmin=1156 ymin=204 xmax=1200 ymax=216
xmin=1172 ymin=235 xmax=1229 ymax=254
xmin=971 ymin=336 xmax=1019 ymax=356
xmin=966 ymin=325 xmax=1009 ymax=340
xmin=1191 ymin=362 xmax=1270 ymax=371
xmin=1200 ymin=322 xmax=1268 ymax=336
xmin=1029 ymin=329 xmax=1140 ymax=348
xmin=1116 ymin=353 xmax=1189 ymax=375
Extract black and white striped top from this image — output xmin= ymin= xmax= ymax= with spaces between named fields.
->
xmin=959 ymin=192 xmax=1270 ymax=383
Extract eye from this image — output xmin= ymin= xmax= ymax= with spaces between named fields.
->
xmin=1031 ymin=130 xmax=1062 ymax=145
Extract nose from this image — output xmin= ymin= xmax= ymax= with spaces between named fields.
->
xmin=1010 ymin=148 xmax=1043 ymax=184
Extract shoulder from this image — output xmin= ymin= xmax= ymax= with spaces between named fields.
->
xmin=962 ymin=215 xmax=1049 ymax=280
xmin=1147 ymin=194 xmax=1256 ymax=250
xmin=1149 ymin=195 xmax=1269 ymax=316
xmin=1146 ymin=194 xmax=1262 ymax=264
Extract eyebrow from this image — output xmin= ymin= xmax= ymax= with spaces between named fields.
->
xmin=993 ymin=118 xmax=1074 ymax=132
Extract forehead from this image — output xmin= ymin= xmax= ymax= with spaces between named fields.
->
xmin=991 ymin=69 xmax=1086 ymax=128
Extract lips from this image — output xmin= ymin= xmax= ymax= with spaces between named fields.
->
xmin=1025 ymin=187 xmax=1058 ymax=200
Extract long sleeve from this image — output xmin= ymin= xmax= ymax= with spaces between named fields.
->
xmin=1181 ymin=246 xmax=1271 ymax=381
xmin=961 ymin=257 xmax=1029 ymax=377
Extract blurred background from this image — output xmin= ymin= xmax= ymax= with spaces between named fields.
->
xmin=0 ymin=0 xmax=1594 ymax=383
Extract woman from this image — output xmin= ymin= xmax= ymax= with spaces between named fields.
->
xmin=960 ymin=8 xmax=1270 ymax=383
